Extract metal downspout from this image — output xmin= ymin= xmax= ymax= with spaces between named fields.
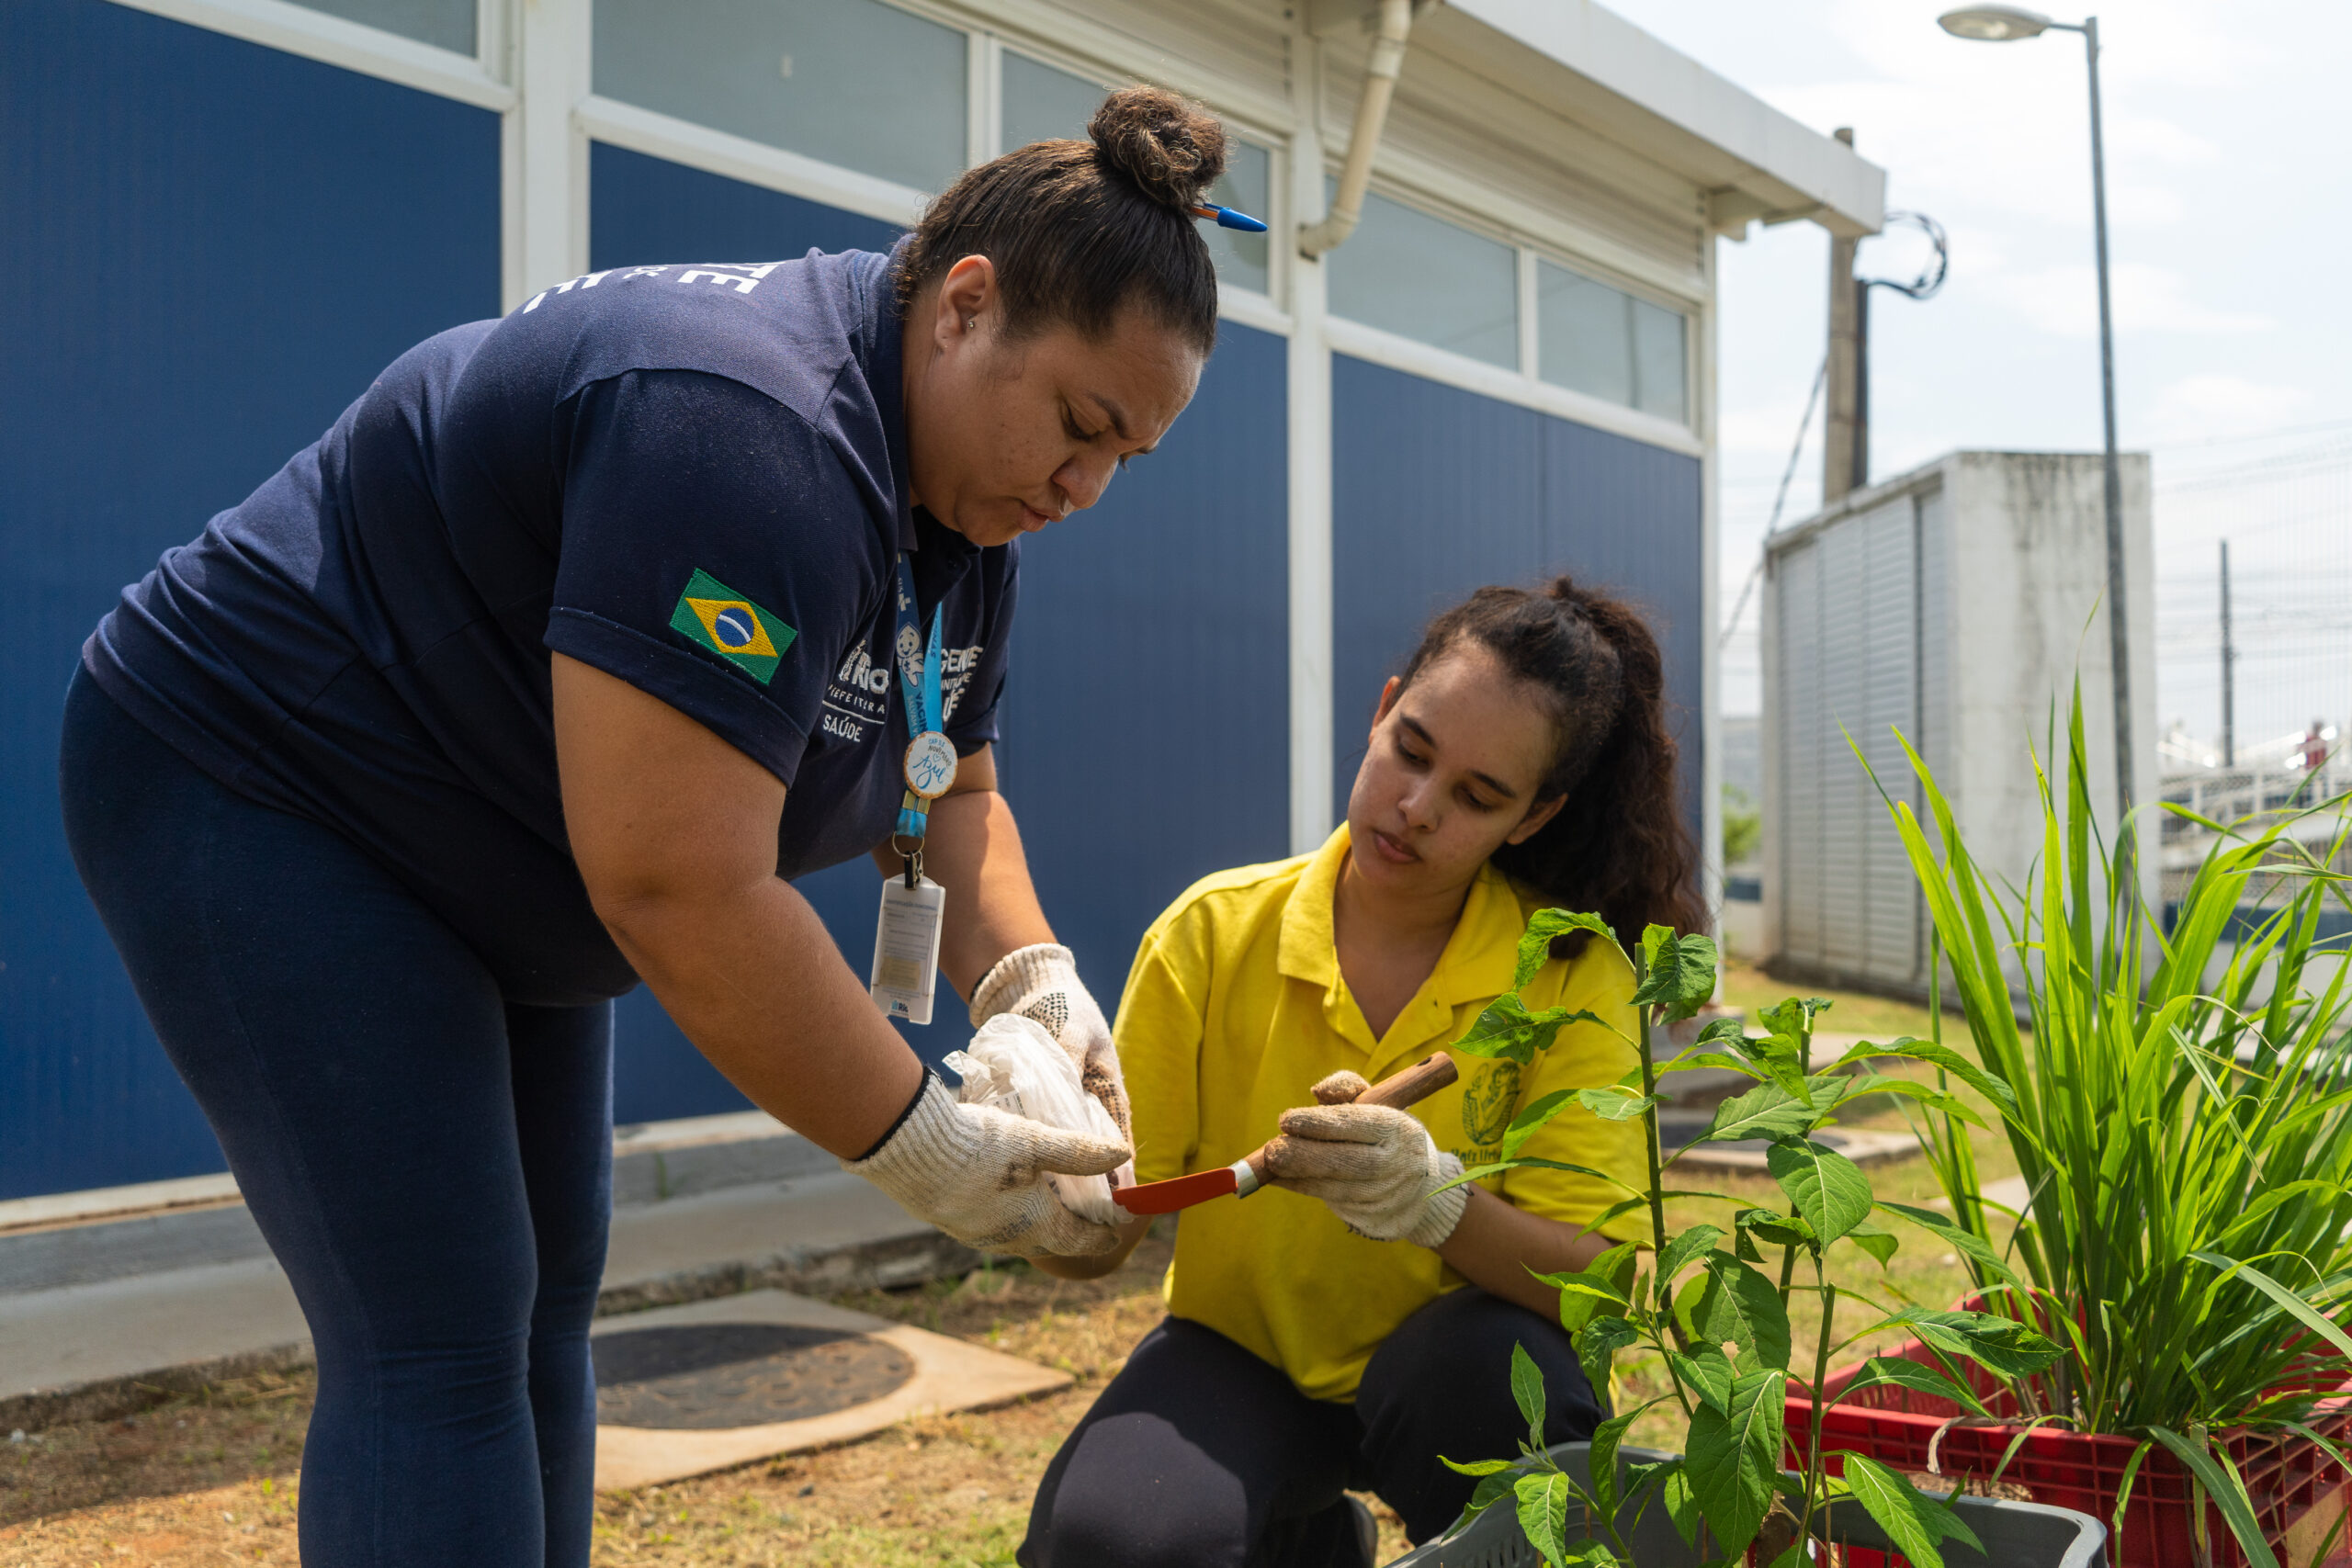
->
xmin=1296 ymin=0 xmax=1414 ymax=258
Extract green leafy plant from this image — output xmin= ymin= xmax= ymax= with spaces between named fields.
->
xmin=1437 ymin=913 xmax=2055 ymax=1566
xmin=1722 ymin=784 xmax=1762 ymax=868
xmin=1880 ymin=687 xmax=2352 ymax=1566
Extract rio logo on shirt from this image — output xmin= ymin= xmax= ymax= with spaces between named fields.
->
xmin=1459 ymin=1059 xmax=1521 ymax=1152
xmin=670 ymin=569 xmax=796 ymax=685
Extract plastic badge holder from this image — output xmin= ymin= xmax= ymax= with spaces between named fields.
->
xmin=869 ymin=874 xmax=944 ymax=1023
xmin=944 ymin=1015 xmax=1131 ymax=1226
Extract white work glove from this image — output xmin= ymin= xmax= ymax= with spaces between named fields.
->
xmin=1263 ymin=1070 xmax=1470 ymax=1247
xmin=970 ymin=943 xmax=1132 ymax=1145
xmin=948 ymin=1015 xmax=1129 ymax=1226
xmin=843 ymin=1074 xmax=1131 ymax=1258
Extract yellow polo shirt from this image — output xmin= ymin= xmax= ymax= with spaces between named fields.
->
xmin=1115 ymin=824 xmax=1646 ymax=1402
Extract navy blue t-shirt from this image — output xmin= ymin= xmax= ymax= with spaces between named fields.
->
xmin=84 ymin=250 xmax=1016 ymax=1004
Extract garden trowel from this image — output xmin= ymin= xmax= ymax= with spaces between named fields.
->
xmin=1110 ymin=1052 xmax=1459 ymax=1216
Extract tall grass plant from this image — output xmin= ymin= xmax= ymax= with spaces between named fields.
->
xmin=1882 ymin=689 xmax=2352 ymax=1562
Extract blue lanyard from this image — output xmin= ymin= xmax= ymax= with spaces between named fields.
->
xmin=890 ymin=555 xmax=950 ymax=870
xmin=893 ymin=554 xmax=944 ymax=740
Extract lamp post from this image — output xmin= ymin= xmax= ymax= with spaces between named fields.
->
xmin=1939 ymin=5 xmax=2133 ymax=823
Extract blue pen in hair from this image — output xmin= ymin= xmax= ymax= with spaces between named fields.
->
xmin=1190 ymin=203 xmax=1269 ymax=233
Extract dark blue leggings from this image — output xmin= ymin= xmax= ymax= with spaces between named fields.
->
xmin=60 ymin=669 xmax=612 ymax=1568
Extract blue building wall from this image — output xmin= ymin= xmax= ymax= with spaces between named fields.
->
xmin=586 ymin=146 xmax=1290 ymax=1118
xmin=0 ymin=0 xmax=503 ymax=1198
xmin=587 ymin=144 xmax=910 ymax=1121
xmin=996 ymin=321 xmax=1291 ymax=1016
xmin=1329 ymin=355 xmax=1705 ymax=835
xmin=590 ymin=141 xmax=905 ymax=273
xmin=3 ymin=26 xmax=1694 ymax=1199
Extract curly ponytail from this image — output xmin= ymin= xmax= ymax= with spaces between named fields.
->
xmin=1396 ymin=577 xmax=1704 ymax=953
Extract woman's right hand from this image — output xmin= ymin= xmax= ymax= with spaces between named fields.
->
xmin=1264 ymin=1070 xmax=1470 ymax=1247
xmin=846 ymin=1075 xmax=1133 ymax=1258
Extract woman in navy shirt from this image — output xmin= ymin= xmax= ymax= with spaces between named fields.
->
xmin=61 ymin=86 xmax=1229 ymax=1566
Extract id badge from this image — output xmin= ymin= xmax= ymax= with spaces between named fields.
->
xmin=869 ymin=874 xmax=945 ymax=1024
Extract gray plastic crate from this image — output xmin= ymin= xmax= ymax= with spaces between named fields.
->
xmin=1385 ymin=1443 xmax=2109 ymax=1568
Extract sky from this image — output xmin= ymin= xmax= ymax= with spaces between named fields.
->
xmin=1594 ymin=1 xmax=2352 ymax=733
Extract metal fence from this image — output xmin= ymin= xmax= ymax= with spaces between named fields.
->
xmin=2155 ymin=426 xmax=2352 ymax=771
xmin=2155 ymin=761 xmax=2352 ymax=949
xmin=2154 ymin=425 xmax=2352 ymax=936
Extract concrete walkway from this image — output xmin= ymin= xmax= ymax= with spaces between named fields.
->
xmin=0 ymin=1113 xmax=972 ymax=1431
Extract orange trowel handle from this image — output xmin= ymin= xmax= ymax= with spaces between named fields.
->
xmin=1239 ymin=1051 xmax=1460 ymax=1190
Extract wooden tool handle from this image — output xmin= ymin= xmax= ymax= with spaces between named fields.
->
xmin=1238 ymin=1054 xmax=1459 ymax=1195
xmin=1356 ymin=1052 xmax=1460 ymax=1110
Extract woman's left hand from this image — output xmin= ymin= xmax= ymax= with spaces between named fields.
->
xmin=971 ymin=943 xmax=1132 ymax=1141
xmin=1264 ymin=1071 xmax=1471 ymax=1247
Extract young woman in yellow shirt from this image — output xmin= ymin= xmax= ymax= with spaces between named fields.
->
xmin=1020 ymin=576 xmax=1706 ymax=1567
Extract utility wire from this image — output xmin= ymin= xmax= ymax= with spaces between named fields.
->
xmin=2151 ymin=417 xmax=2352 ymax=452
xmin=1719 ymin=355 xmax=1828 ymax=653
xmin=2161 ymin=444 xmax=2352 ymax=492
xmin=1718 ymin=210 xmax=1947 ymax=657
xmin=1859 ymin=210 xmax=1950 ymax=300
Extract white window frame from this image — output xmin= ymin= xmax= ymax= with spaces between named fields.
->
xmin=1530 ymin=250 xmax=1702 ymax=435
xmin=987 ymin=36 xmax=1290 ymax=328
xmin=104 ymin=0 xmax=513 ymax=110
xmin=573 ymin=95 xmax=931 ymax=236
xmin=1319 ymin=175 xmax=1701 ymax=453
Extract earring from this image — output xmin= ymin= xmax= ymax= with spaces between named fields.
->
xmin=965 ymin=316 xmax=977 ymax=330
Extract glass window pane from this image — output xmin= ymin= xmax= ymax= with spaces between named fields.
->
xmin=1631 ymin=296 xmax=1688 ymax=423
xmin=1204 ymin=141 xmax=1271 ymax=296
xmin=1000 ymin=54 xmax=1272 ymax=298
xmin=1536 ymin=261 xmax=1632 ymax=407
xmin=1327 ymin=188 xmax=1517 ymax=368
xmin=290 ymin=0 xmax=472 ymax=54
xmin=595 ymin=0 xmax=967 ymax=195
xmin=1001 ymin=52 xmax=1103 ymax=150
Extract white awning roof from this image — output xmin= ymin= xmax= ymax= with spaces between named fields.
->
xmin=1418 ymin=0 xmax=1887 ymax=238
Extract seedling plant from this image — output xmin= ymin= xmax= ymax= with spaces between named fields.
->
xmin=1438 ymin=912 xmax=2060 ymax=1567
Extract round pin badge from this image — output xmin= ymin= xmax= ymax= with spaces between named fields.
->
xmin=903 ymin=730 xmax=958 ymax=799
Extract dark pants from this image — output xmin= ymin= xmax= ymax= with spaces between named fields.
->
xmin=60 ymin=670 xmax=613 ymax=1568
xmin=1021 ymin=1286 xmax=1606 ymax=1568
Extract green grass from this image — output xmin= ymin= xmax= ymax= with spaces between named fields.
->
xmin=1716 ymin=957 xmax=1947 ymax=1045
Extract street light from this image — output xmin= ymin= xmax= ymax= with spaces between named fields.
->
xmin=1939 ymin=6 xmax=2134 ymax=825
xmin=1938 ymin=5 xmax=2053 ymax=41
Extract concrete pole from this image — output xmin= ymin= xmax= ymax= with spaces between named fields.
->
xmin=1854 ymin=281 xmax=1871 ymax=493
xmin=1822 ymin=129 xmax=1862 ymax=507
xmin=2085 ymin=17 xmax=2133 ymax=819
xmin=2221 ymin=538 xmax=2236 ymax=767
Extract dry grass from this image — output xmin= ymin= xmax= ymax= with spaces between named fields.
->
xmin=576 ymin=1229 xmax=1397 ymax=1568
xmin=0 ymin=1371 xmax=308 ymax=1562
xmin=0 ymin=1229 xmax=1413 ymax=1567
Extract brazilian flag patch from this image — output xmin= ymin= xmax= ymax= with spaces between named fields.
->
xmin=669 ymin=570 xmax=795 ymax=684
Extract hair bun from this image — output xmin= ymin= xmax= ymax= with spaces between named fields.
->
xmin=1089 ymin=85 xmax=1228 ymax=213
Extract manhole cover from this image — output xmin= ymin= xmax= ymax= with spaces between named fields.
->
xmin=594 ymin=1324 xmax=917 ymax=1429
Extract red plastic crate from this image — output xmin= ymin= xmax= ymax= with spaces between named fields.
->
xmin=1781 ymin=1331 xmax=2352 ymax=1568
